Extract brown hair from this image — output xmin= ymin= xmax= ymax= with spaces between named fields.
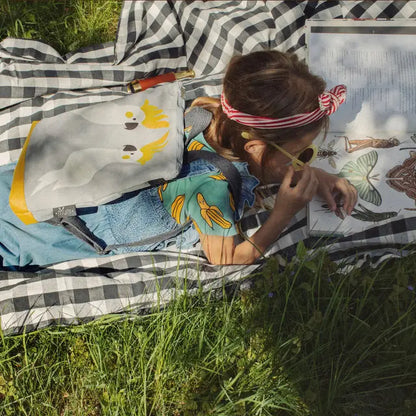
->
xmin=191 ymin=50 xmax=328 ymax=181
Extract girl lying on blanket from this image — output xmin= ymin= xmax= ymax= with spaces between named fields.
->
xmin=0 ymin=50 xmax=357 ymax=269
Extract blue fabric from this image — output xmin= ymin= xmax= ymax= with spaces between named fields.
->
xmin=103 ymin=187 xmax=198 ymax=253
xmin=0 ymin=151 xmax=258 ymax=268
xmin=0 ymin=163 xmax=106 ymax=268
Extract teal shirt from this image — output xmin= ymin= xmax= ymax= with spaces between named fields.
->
xmin=158 ymin=133 xmax=259 ymax=237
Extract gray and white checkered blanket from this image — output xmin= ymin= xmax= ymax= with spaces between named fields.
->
xmin=1 ymin=1 xmax=416 ymax=335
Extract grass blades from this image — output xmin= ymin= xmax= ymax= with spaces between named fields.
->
xmin=0 ymin=0 xmax=122 ymax=55
xmin=250 ymin=252 xmax=416 ymax=416
xmin=0 ymin=251 xmax=415 ymax=415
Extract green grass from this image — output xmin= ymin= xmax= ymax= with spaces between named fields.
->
xmin=1 ymin=1 xmax=416 ymax=415
xmin=0 ymin=0 xmax=122 ymax=55
xmin=0 ymin=251 xmax=415 ymax=415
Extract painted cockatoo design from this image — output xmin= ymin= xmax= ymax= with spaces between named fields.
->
xmin=79 ymin=99 xmax=169 ymax=131
xmin=31 ymin=99 xmax=170 ymax=195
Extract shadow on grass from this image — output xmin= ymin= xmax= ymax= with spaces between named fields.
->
xmin=242 ymin=251 xmax=416 ymax=415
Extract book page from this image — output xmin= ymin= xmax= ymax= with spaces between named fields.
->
xmin=308 ymin=132 xmax=416 ymax=236
xmin=306 ymin=20 xmax=416 ymax=236
xmin=307 ymin=21 xmax=416 ymax=135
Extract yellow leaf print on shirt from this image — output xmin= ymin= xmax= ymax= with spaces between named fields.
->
xmin=171 ymin=194 xmax=185 ymax=223
xmin=157 ymin=182 xmax=168 ymax=201
xmin=196 ymin=192 xmax=232 ymax=229
xmin=209 ymin=172 xmax=227 ymax=181
xmin=187 ymin=141 xmax=205 ymax=151
xmin=192 ymin=219 xmax=202 ymax=234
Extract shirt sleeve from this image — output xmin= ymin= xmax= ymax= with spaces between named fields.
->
xmin=185 ymin=176 xmax=237 ymax=237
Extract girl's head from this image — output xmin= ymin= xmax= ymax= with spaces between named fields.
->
xmin=193 ymin=50 xmax=339 ymax=182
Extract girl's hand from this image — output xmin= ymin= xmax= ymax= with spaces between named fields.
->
xmin=312 ymin=167 xmax=358 ymax=217
xmin=200 ymin=166 xmax=321 ymax=265
xmin=273 ymin=165 xmax=319 ymax=219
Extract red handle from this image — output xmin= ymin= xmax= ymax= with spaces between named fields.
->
xmin=138 ymin=73 xmax=176 ymax=91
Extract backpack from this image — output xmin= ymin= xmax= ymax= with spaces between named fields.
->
xmin=9 ymin=82 xmax=242 ymax=254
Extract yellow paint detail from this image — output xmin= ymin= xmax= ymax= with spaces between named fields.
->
xmin=125 ymin=111 xmax=134 ymax=118
xmin=192 ymin=219 xmax=202 ymax=234
xmin=137 ymin=131 xmax=169 ymax=165
xmin=122 ymin=155 xmax=130 ymax=159
xmin=197 ymin=192 xmax=209 ymax=208
xmin=171 ymin=194 xmax=185 ymax=223
xmin=196 ymin=192 xmax=232 ymax=230
xmin=209 ymin=173 xmax=226 ymax=181
xmin=9 ymin=121 xmax=40 ymax=224
xmin=187 ymin=140 xmax=204 ymax=151
xmin=141 ymin=99 xmax=169 ymax=129
xmin=157 ymin=182 xmax=168 ymax=201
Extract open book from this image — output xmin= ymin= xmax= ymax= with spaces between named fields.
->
xmin=306 ymin=19 xmax=416 ymax=236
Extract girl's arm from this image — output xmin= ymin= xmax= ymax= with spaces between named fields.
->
xmin=200 ymin=166 xmax=319 ymax=265
xmin=200 ymin=209 xmax=293 ymax=264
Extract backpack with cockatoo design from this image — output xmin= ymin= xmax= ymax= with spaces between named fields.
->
xmin=9 ymin=81 xmax=242 ymax=254
xmin=10 ymin=82 xmax=186 ymax=225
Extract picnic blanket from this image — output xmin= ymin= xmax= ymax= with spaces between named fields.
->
xmin=1 ymin=0 xmax=416 ymax=335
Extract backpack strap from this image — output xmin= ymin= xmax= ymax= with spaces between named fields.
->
xmin=185 ymin=150 xmax=242 ymax=205
xmin=185 ymin=106 xmax=242 ymax=204
xmin=47 ymin=213 xmax=192 ymax=255
xmin=46 ymin=215 xmax=111 ymax=255
xmin=184 ymin=106 xmax=213 ymax=143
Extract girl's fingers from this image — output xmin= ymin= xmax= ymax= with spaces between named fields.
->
xmin=294 ymin=165 xmax=312 ymax=192
xmin=281 ymin=165 xmax=295 ymax=189
xmin=332 ymin=181 xmax=357 ymax=216
xmin=338 ymin=181 xmax=357 ymax=215
xmin=300 ymin=166 xmax=318 ymax=198
xmin=321 ymin=187 xmax=337 ymax=212
xmin=345 ymin=185 xmax=358 ymax=215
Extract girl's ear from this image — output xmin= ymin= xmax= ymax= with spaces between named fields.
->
xmin=243 ymin=139 xmax=267 ymax=157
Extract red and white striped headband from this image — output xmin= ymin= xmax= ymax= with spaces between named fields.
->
xmin=221 ymin=84 xmax=347 ymax=129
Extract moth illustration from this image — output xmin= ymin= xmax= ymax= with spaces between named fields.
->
xmin=337 ymin=150 xmax=382 ymax=206
xmin=386 ymin=151 xmax=416 ymax=204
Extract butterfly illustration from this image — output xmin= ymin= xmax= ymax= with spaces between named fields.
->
xmin=337 ymin=150 xmax=382 ymax=206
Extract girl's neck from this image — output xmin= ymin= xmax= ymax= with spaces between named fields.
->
xmin=247 ymin=159 xmax=263 ymax=182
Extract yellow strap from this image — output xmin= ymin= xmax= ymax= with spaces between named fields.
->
xmin=9 ymin=121 xmax=40 ymax=224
